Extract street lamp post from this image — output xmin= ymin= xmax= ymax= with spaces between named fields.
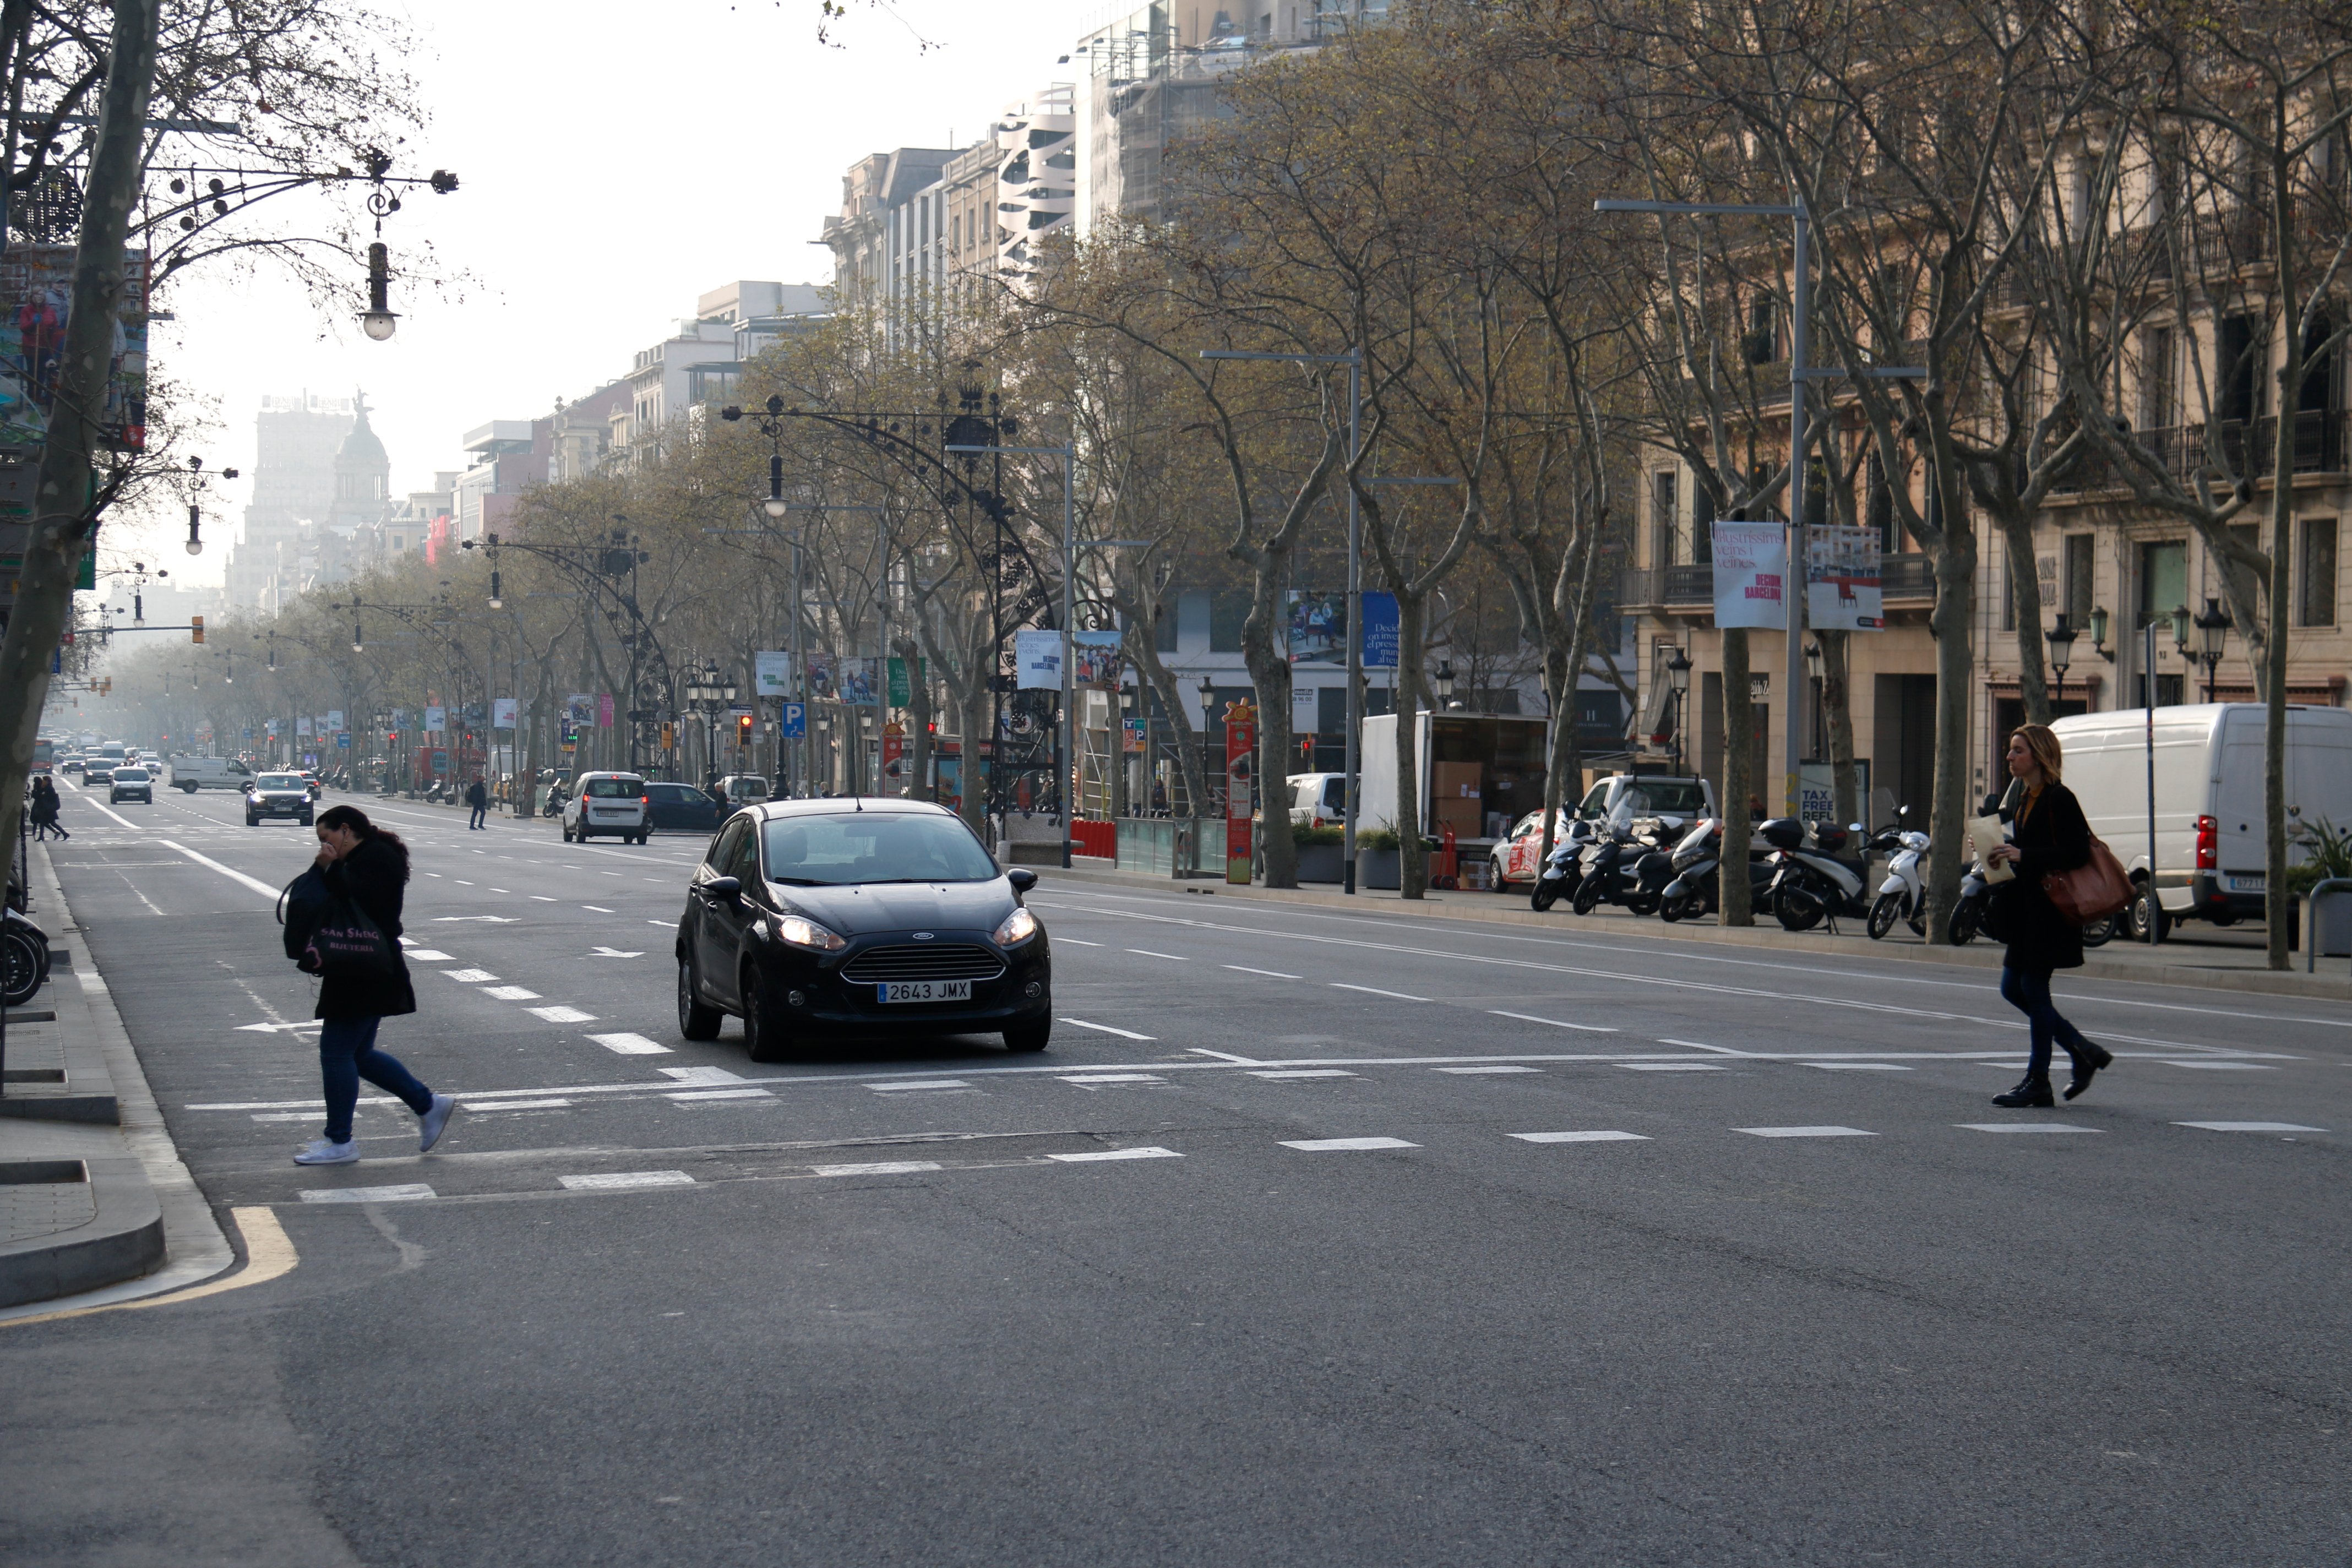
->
xmin=2045 ymin=613 xmax=2077 ymax=711
xmin=1433 ymin=661 xmax=1458 ymax=709
xmin=1667 ymin=647 xmax=1693 ymax=777
xmin=2190 ymin=597 xmax=2232 ymax=702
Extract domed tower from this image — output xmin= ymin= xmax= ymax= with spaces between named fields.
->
xmin=329 ymin=389 xmax=391 ymax=534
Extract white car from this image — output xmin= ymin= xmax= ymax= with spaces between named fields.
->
xmin=717 ymin=774 xmax=772 ymax=806
xmin=1287 ymin=771 xmax=1346 ymax=827
xmin=1491 ymin=808 xmax=1577 ymax=888
xmin=167 ymin=755 xmax=253 ymax=792
xmin=563 ymin=772 xmax=650 ymax=844
xmin=107 ymin=766 xmax=154 ymax=804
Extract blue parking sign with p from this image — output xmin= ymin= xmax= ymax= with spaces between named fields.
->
xmin=781 ymin=703 xmax=807 ymax=739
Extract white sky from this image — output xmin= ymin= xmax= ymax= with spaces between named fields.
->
xmin=129 ymin=0 xmax=1095 ymax=584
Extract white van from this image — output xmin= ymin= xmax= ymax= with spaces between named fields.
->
xmin=167 ymin=754 xmax=253 ymax=792
xmin=2050 ymin=704 xmax=2352 ymax=929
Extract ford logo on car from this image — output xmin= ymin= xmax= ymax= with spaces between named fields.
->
xmin=912 ymin=932 xmax=935 ymax=940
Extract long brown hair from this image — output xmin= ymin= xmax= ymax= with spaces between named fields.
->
xmin=2011 ymin=722 xmax=2064 ymax=783
xmin=317 ymin=803 xmax=410 ymax=881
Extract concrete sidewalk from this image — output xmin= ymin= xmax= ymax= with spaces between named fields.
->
xmin=1039 ymin=863 xmax=2352 ymax=1000
xmin=0 ymin=843 xmax=228 ymax=1315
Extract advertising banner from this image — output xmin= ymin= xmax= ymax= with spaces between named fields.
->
xmin=1070 ymin=630 xmax=1123 ymax=690
xmin=1286 ymin=590 xmax=1347 ymax=664
xmin=753 ymin=650 xmax=792 ymax=698
xmin=492 ymin=697 xmax=518 ymax=729
xmin=597 ymin=693 xmax=614 ymax=728
xmin=1806 ymin=525 xmax=1884 ymax=630
xmin=0 ymin=245 xmax=148 ymax=451
xmin=1014 ymin=629 xmax=1063 ymax=690
xmin=1224 ymin=699 xmax=1256 ymax=885
xmin=424 ymin=705 xmax=446 ymax=733
xmin=803 ymin=651 xmax=837 ymax=700
xmin=566 ymin=693 xmax=594 ymax=726
xmin=1360 ymin=591 xmax=1400 ymax=668
xmin=295 ymin=716 xmax=312 ymax=737
xmin=1711 ymin=522 xmax=1788 ymax=630
xmin=886 ymin=655 xmax=921 ymax=707
xmin=325 ymin=709 xmax=344 ymax=731
xmin=837 ymin=657 xmax=879 ymax=705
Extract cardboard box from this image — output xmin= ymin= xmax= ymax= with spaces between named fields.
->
xmin=1432 ymin=761 xmax=1484 ymax=801
xmin=1433 ymin=797 xmax=1484 ymax=835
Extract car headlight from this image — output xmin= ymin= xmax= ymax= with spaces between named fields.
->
xmin=993 ymin=907 xmax=1039 ymax=946
xmin=773 ymin=914 xmax=846 ymax=951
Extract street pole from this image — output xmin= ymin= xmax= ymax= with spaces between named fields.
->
xmin=1785 ymin=206 xmax=1809 ymax=822
xmin=1344 ymin=354 xmax=1362 ymax=894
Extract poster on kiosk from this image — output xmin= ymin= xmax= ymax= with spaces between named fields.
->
xmin=1223 ymin=699 xmax=1256 ymax=885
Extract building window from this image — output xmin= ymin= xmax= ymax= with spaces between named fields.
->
xmin=1208 ymin=589 xmax=1249 ymax=653
xmin=2300 ymin=516 xmax=2338 ymax=626
xmin=2063 ymin=532 xmax=2094 ymax=627
xmin=1866 ymin=450 xmax=1894 ymax=551
xmin=1650 ymin=470 xmax=1677 ymax=567
xmin=2138 ymin=538 xmax=2187 ymax=629
xmin=2141 ymin=326 xmax=2175 ymax=431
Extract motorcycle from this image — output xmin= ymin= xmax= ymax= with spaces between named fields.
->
xmin=1529 ymin=818 xmax=1598 ymax=912
xmin=1761 ymin=817 xmax=1876 ymax=933
xmin=1570 ymin=810 xmax=1685 ymax=917
xmin=1656 ymin=817 xmax=1775 ymax=922
xmin=1868 ymin=822 xmax=1931 ymax=940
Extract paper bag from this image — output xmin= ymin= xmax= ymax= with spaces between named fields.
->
xmin=1967 ymin=815 xmax=2015 ymax=883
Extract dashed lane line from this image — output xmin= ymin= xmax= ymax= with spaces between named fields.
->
xmin=1332 ymin=983 xmax=1430 ymax=1002
xmin=1226 ymin=965 xmax=1302 ymax=979
xmin=1058 ymin=1017 xmax=1155 ymax=1040
xmin=586 ymin=1032 xmax=671 ymax=1055
xmin=1281 ymin=1137 xmax=1417 ymax=1152
xmin=1489 ymin=1010 xmax=1616 ymax=1033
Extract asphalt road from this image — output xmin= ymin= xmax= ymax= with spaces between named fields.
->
xmin=6 ymin=778 xmax=2348 ymax=1565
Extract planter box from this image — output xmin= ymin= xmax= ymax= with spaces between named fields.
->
xmin=1357 ymin=848 xmax=1400 ymax=890
xmin=1293 ymin=843 xmax=1345 ymax=883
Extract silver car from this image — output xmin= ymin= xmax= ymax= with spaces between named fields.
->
xmin=107 ymin=766 xmax=153 ymax=804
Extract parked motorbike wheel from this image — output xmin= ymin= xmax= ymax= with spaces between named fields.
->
xmin=1530 ymin=879 xmax=1562 ymax=912
xmin=1773 ymin=881 xmax=1826 ymax=933
xmin=1659 ymin=889 xmax=1698 ymax=923
xmin=1947 ymin=899 xmax=1980 ymax=946
xmin=2 ymin=927 xmax=43 ymax=1007
xmin=1625 ymin=892 xmax=1660 ymax=917
xmin=1866 ymin=891 xmax=1905 ymax=941
xmin=1570 ymin=876 xmax=1605 ymax=916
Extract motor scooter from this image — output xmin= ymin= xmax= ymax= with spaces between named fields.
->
xmin=1529 ymin=819 xmax=1597 ymax=912
xmin=1657 ymin=818 xmax=1775 ymax=922
xmin=1570 ymin=811 xmax=1684 ymax=916
xmin=1761 ymin=817 xmax=1876 ymax=932
xmin=1867 ymin=810 xmax=1930 ymax=940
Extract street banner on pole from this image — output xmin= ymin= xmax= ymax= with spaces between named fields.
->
xmin=492 ymin=697 xmax=518 ymax=729
xmin=325 ymin=709 xmax=344 ymax=731
xmin=886 ymin=655 xmax=921 ymax=707
xmin=753 ymin=651 xmax=792 ymax=698
xmin=1224 ymin=700 xmax=1256 ymax=885
xmin=1285 ymin=590 xmax=1347 ymax=663
xmin=597 ymin=693 xmax=615 ymax=728
xmin=566 ymin=694 xmax=592 ymax=725
xmin=1805 ymin=525 xmax=1883 ymax=630
xmin=296 ymin=716 xmax=312 ymax=737
xmin=838 ymin=658 xmax=879 ymax=705
xmin=1014 ymin=629 xmax=1062 ymax=689
xmin=1360 ymin=591 xmax=1400 ymax=668
xmin=1071 ymin=630 xmax=1121 ymax=689
xmin=1711 ymin=522 xmax=1788 ymax=629
xmin=424 ymin=705 xmax=446 ymax=733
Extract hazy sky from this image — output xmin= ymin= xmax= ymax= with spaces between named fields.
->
xmin=126 ymin=0 xmax=1094 ymax=584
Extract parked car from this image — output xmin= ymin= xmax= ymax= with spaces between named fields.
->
xmin=244 ymin=771 xmax=315 ymax=827
xmin=107 ymin=766 xmax=153 ymax=804
xmin=674 ymin=799 xmax=1051 ymax=1061
xmin=563 ymin=771 xmax=651 ymax=843
xmin=718 ymin=774 xmax=773 ymax=805
xmin=166 ymin=754 xmax=253 ymax=792
xmin=1492 ymin=808 xmax=1577 ymax=889
xmin=645 ymin=780 xmax=727 ymax=835
xmin=1288 ymin=771 xmax=1347 ymax=827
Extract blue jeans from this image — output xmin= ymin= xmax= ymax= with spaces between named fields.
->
xmin=319 ymin=1016 xmax=433 ymax=1143
xmin=2000 ymin=967 xmax=2093 ymax=1081
xmin=467 ymin=805 xmax=486 ymax=829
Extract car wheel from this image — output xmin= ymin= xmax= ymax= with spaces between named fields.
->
xmin=739 ymin=965 xmax=794 ymax=1063
xmin=245 ymin=814 xmax=259 ymax=827
xmin=2127 ymin=889 xmax=2170 ymax=943
xmin=677 ymin=954 xmax=722 ymax=1042
xmin=298 ymin=815 xmax=313 ymax=827
xmin=1003 ymin=1017 xmax=1052 ymax=1053
xmin=2080 ymin=914 xmax=2116 ymax=949
xmin=560 ymin=822 xmax=574 ymax=842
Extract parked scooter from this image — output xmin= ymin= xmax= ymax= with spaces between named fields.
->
xmin=1529 ymin=818 xmax=1598 ymax=912
xmin=1656 ymin=817 xmax=1775 ymax=922
xmin=1570 ymin=809 xmax=1685 ymax=917
xmin=1760 ymin=817 xmax=1876 ymax=932
xmin=1867 ymin=810 xmax=1930 ymax=940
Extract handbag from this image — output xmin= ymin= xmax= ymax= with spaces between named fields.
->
xmin=300 ymin=873 xmax=399 ymax=979
xmin=2044 ymin=834 xmax=2133 ymax=923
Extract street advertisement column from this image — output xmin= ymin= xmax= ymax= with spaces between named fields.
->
xmin=1224 ymin=699 xmax=1256 ymax=885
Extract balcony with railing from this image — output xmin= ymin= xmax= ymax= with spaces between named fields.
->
xmin=2050 ymin=411 xmax=2347 ymax=497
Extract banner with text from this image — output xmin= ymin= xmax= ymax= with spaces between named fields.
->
xmin=1711 ymin=522 xmax=1788 ymax=629
xmin=1014 ymin=629 xmax=1063 ymax=690
xmin=753 ymin=651 xmax=792 ymax=698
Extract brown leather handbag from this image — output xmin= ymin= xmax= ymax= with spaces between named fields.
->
xmin=2044 ymin=835 xmax=2134 ymax=923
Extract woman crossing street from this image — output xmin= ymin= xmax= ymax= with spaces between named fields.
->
xmin=1983 ymin=723 xmax=2115 ymax=1108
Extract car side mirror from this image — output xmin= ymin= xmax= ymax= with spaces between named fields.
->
xmin=704 ymin=875 xmax=742 ymax=902
xmin=1007 ymin=868 xmax=1038 ymax=894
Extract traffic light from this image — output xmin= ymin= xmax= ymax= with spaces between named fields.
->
xmin=735 ymin=714 xmax=753 ymax=745
xmin=189 ymin=614 xmax=204 ymax=644
xmin=660 ymin=722 xmax=674 ymax=750
xmin=386 ymin=732 xmax=399 ymax=745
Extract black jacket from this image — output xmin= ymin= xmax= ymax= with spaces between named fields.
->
xmin=1994 ymin=780 xmax=2092 ymax=972
xmin=465 ymin=781 xmax=487 ymax=807
xmin=282 ymin=837 xmax=417 ymax=1020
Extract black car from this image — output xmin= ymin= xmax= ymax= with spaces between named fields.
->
xmin=644 ymin=780 xmax=726 ymax=834
xmin=675 ymin=799 xmax=1050 ymax=1061
xmin=245 ymin=771 xmax=315 ymax=826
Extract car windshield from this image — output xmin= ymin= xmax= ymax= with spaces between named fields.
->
xmin=257 ymin=774 xmax=305 ymax=790
xmin=585 ymin=777 xmax=644 ymax=798
xmin=1619 ymin=780 xmax=1708 ymax=817
xmin=761 ymin=813 xmax=999 ymax=886
xmin=113 ymin=768 xmax=145 ymax=781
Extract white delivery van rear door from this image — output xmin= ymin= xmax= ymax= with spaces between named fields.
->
xmin=2288 ymin=706 xmax=2352 ymax=861
xmin=2214 ymin=707 xmax=2270 ymax=887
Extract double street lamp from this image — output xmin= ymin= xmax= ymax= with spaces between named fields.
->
xmin=684 ymin=661 xmax=738 ymax=785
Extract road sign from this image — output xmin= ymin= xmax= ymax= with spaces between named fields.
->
xmin=336 ymin=732 xmax=351 ymax=749
xmin=780 ymin=702 xmax=807 ymax=739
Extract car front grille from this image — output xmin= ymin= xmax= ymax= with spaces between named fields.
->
xmin=840 ymin=944 xmax=1006 ymax=985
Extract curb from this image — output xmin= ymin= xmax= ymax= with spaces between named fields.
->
xmin=1035 ymin=864 xmax=2352 ymax=1001
xmin=0 ymin=1154 xmax=162 ymax=1309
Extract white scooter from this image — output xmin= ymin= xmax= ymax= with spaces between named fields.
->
xmin=1867 ymin=813 xmax=1930 ymax=940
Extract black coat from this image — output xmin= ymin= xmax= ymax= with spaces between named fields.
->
xmin=1994 ymin=780 xmax=2092 ymax=972
xmin=466 ymin=781 xmax=487 ymax=807
xmin=282 ymin=837 xmax=417 ymax=1020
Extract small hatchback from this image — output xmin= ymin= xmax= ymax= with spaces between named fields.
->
xmin=674 ymin=799 xmax=1051 ymax=1061
xmin=563 ymin=772 xmax=650 ymax=843
xmin=107 ymin=766 xmax=153 ymax=804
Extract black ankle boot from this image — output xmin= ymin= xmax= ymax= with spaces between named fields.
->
xmin=1992 ymin=1077 xmax=2055 ymax=1108
xmin=2064 ymin=1042 xmax=2113 ymax=1101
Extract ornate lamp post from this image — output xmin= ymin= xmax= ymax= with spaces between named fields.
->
xmin=1433 ymin=661 xmax=1458 ymax=710
xmin=2190 ymin=597 xmax=2231 ymax=702
xmin=2045 ymin=613 xmax=2077 ymax=711
xmin=1667 ymin=646 xmax=1692 ymax=777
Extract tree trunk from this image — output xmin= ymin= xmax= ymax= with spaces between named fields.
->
xmin=1395 ymin=592 xmax=1427 ymax=900
xmin=901 ymin=638 xmax=933 ymax=803
xmin=2000 ymin=514 xmax=2052 ymax=725
xmin=957 ymin=676 xmax=990 ymax=838
xmin=2264 ymin=368 xmax=2296 ymax=971
xmin=0 ymin=0 xmax=162 ymax=855
xmin=1719 ymin=628 xmax=1754 ymax=925
xmin=1242 ymin=584 xmax=1297 ymax=889
xmin=1819 ymin=629 xmax=1858 ymax=828
xmin=1922 ymin=531 xmax=1977 ymax=943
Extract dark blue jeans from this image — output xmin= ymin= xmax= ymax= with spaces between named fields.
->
xmin=2000 ymin=966 xmax=2093 ymax=1081
xmin=319 ymin=1016 xmax=433 ymax=1143
xmin=467 ymin=804 xmax=486 ymax=829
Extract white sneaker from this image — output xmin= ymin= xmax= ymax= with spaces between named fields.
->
xmin=418 ymin=1093 xmax=457 ymax=1153
xmin=294 ymin=1138 xmax=360 ymax=1166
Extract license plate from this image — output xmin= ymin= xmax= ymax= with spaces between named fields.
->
xmin=878 ymin=979 xmax=971 ymax=1004
xmin=2227 ymin=875 xmax=2265 ymax=892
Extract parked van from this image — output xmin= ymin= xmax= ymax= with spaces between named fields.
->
xmin=166 ymin=754 xmax=254 ymax=792
xmin=2050 ymin=704 xmax=2352 ymax=931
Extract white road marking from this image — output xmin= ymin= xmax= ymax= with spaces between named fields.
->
xmin=1125 ymin=948 xmax=1189 ymax=961
xmin=1187 ymin=1047 xmax=1261 ymax=1064
xmin=466 ymin=1098 xmax=571 ymax=1112
xmin=490 ymin=889 xmax=511 ymax=895
xmin=865 ymin=1079 xmax=971 ymax=1092
xmin=1057 ymin=1074 xmax=1164 ymax=1085
xmin=1488 ymin=1010 xmax=1616 ymax=1033
xmin=442 ymin=969 xmax=500 ymax=984
xmin=435 ymin=916 xmax=519 ymax=923
xmin=813 ymin=1160 xmax=940 ymax=1176
xmin=1805 ymin=1063 xmax=1912 ymax=1071
xmin=527 ymin=1005 xmax=596 ymax=1022
xmin=590 ymin=946 xmax=644 ymax=957
xmin=482 ymin=986 xmax=542 ymax=1001
xmin=649 ymin=920 xmax=671 ymax=927
xmin=1737 ymin=1125 xmax=1876 ymax=1138
xmin=559 ymin=1170 xmax=693 ymax=1191
xmin=250 ymin=1112 xmax=325 ymax=1122
xmin=532 ymin=896 xmax=559 ymax=902
xmin=2175 ymin=1121 xmax=2326 ymax=1133
xmin=405 ymin=950 xmax=454 ymax=961
xmin=454 ymin=880 xmax=475 ymax=886
xmin=1058 ymin=1017 xmax=1155 ymax=1040
xmin=1659 ymin=1038 xmax=1752 ymax=1057
xmin=155 ymin=839 xmax=281 ymax=898
xmin=1226 ymin=965 xmax=1302 ymax=979
xmin=1512 ymin=1130 xmax=1648 ymax=1144
xmin=1057 ymin=938 xmax=1103 ymax=946
xmin=665 ymin=1087 xmax=774 ymax=1102
xmin=1280 ymin=1136 xmax=1417 ymax=1152
xmin=1048 ymin=1147 xmax=1182 ymax=1162
xmin=660 ymin=1066 xmax=747 ymax=1085
xmin=300 ymin=1184 xmax=435 ymax=1203
xmin=1619 ymin=1063 xmax=1724 ymax=1072
xmin=1249 ymin=1069 xmax=1356 ymax=1080
xmin=1435 ymin=1065 xmax=1542 ymax=1075
xmin=1958 ymin=1123 xmax=2102 ymax=1134
xmin=2160 ymin=1062 xmax=2275 ymax=1070
xmin=582 ymin=905 xmax=616 ymax=913
xmin=587 ymin=1032 xmax=672 ymax=1055
xmin=1332 ymin=983 xmax=1430 ymax=1001
xmin=235 ymin=1020 xmax=323 ymax=1035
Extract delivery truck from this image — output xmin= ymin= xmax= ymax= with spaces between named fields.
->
xmin=1358 ymin=711 xmax=1554 ymax=849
